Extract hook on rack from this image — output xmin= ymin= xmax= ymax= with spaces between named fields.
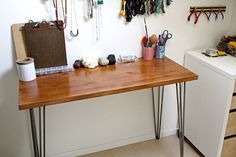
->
xmin=194 ymin=9 xmax=203 ymax=24
xmin=203 ymin=9 xmax=212 ymax=21
xmin=188 ymin=6 xmax=226 ymax=24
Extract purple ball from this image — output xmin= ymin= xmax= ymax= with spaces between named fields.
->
xmin=73 ymin=60 xmax=83 ymax=69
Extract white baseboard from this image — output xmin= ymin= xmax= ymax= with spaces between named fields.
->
xmin=48 ymin=129 xmax=177 ymax=157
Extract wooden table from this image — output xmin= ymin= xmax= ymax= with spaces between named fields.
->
xmin=19 ymin=57 xmax=198 ymax=157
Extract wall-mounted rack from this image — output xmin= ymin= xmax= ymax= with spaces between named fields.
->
xmin=190 ymin=6 xmax=226 ymax=12
xmin=188 ymin=6 xmax=226 ymax=24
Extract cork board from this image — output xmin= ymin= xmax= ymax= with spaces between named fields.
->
xmin=11 ymin=23 xmax=27 ymax=59
xmin=24 ymin=21 xmax=67 ymax=69
xmin=11 ymin=22 xmax=68 ymax=69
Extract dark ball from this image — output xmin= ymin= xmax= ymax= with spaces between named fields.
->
xmin=107 ymin=54 xmax=116 ymax=65
xmin=73 ymin=60 xmax=83 ymax=69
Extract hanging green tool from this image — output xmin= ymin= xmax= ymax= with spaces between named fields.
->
xmin=98 ymin=0 xmax=103 ymax=5
xmin=160 ymin=0 xmax=165 ymax=13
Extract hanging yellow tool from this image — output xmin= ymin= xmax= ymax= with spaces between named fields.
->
xmin=120 ymin=0 xmax=126 ymax=16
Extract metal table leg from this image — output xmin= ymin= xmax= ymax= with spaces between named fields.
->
xmin=39 ymin=107 xmax=41 ymax=157
xmin=152 ymin=88 xmax=157 ymax=139
xmin=152 ymin=86 xmax=164 ymax=139
xmin=29 ymin=107 xmax=46 ymax=157
xmin=29 ymin=109 xmax=39 ymax=157
xmin=176 ymin=82 xmax=186 ymax=157
xmin=43 ymin=106 xmax=46 ymax=157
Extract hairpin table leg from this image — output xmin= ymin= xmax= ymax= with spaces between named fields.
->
xmin=152 ymin=88 xmax=157 ymax=139
xmin=29 ymin=109 xmax=39 ymax=157
xmin=29 ymin=107 xmax=46 ymax=157
xmin=152 ymin=86 xmax=165 ymax=139
xmin=39 ymin=107 xmax=41 ymax=157
xmin=43 ymin=106 xmax=46 ymax=157
xmin=157 ymin=86 xmax=164 ymax=139
xmin=176 ymin=82 xmax=186 ymax=157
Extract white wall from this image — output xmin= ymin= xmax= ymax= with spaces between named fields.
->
xmin=0 ymin=0 xmax=235 ymax=157
xmin=229 ymin=1 xmax=236 ymax=33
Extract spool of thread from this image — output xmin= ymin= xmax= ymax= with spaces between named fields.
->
xmin=16 ymin=57 xmax=36 ymax=81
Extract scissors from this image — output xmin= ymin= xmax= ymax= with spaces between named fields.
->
xmin=159 ymin=30 xmax=172 ymax=46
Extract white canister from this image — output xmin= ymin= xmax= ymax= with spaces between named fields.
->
xmin=16 ymin=57 xmax=36 ymax=81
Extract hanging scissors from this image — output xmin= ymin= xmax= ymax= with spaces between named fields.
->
xmin=159 ymin=30 xmax=172 ymax=46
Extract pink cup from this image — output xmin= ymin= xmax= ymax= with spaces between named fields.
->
xmin=143 ymin=47 xmax=154 ymax=60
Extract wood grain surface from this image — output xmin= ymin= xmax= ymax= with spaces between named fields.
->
xmin=19 ymin=58 xmax=198 ymax=110
xmin=231 ymin=96 xmax=236 ymax=110
xmin=225 ymin=112 xmax=236 ymax=137
xmin=221 ymin=136 xmax=236 ymax=157
xmin=234 ymin=82 xmax=236 ymax=93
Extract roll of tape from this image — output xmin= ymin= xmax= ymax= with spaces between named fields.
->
xmin=16 ymin=57 xmax=36 ymax=81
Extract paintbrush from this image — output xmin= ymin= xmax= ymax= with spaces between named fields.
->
xmin=144 ymin=18 xmax=150 ymax=47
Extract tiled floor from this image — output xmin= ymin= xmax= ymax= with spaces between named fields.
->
xmin=79 ymin=135 xmax=200 ymax=157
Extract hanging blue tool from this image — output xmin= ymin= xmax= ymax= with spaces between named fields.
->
xmin=155 ymin=0 xmax=160 ymax=13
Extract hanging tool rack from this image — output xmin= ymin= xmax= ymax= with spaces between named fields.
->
xmin=188 ymin=6 xmax=226 ymax=24
xmin=120 ymin=0 xmax=173 ymax=23
xmin=190 ymin=6 xmax=226 ymax=12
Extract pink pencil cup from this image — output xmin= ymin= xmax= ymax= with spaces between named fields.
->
xmin=143 ymin=47 xmax=154 ymax=60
